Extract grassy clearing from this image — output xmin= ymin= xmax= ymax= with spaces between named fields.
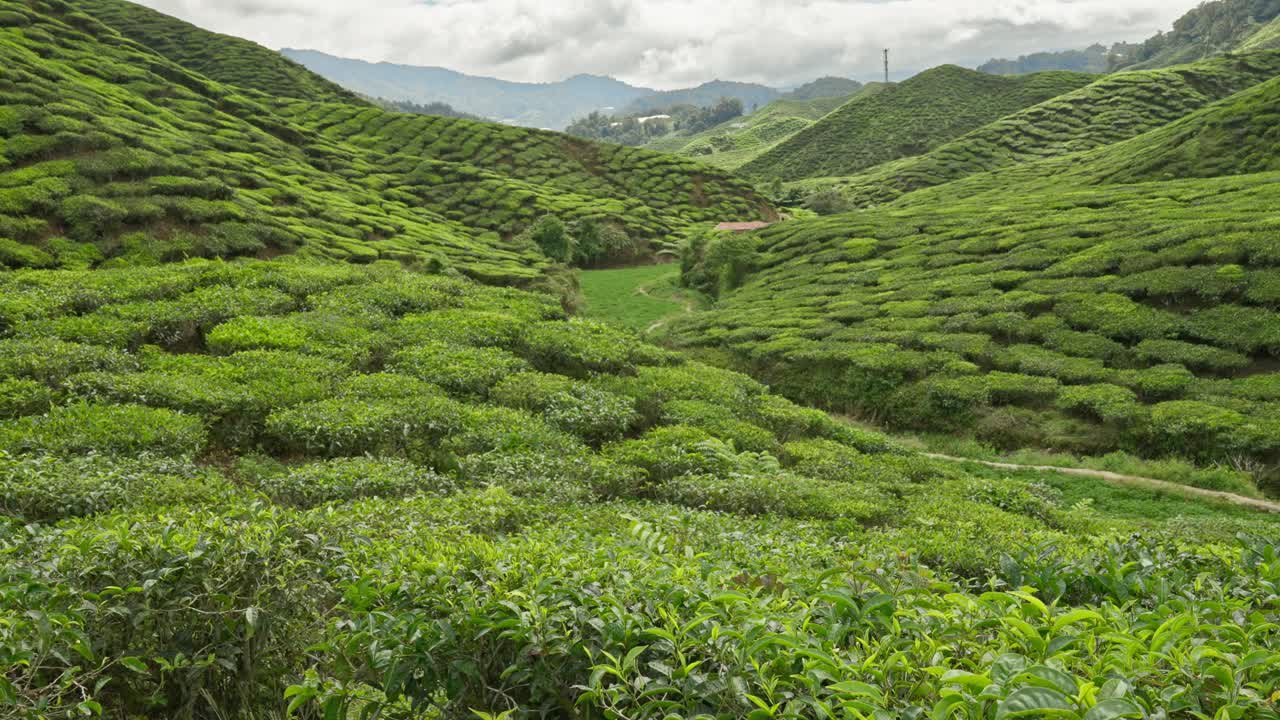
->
xmin=579 ymin=263 xmax=704 ymax=330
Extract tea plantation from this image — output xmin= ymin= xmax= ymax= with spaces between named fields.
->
xmin=739 ymin=66 xmax=1096 ymax=181
xmin=74 ymin=0 xmax=362 ymax=104
xmin=3 ymin=0 xmax=1280 ymax=718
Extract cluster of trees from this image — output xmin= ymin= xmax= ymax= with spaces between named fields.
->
xmin=365 ymin=95 xmax=483 ymax=121
xmin=520 ymin=215 xmax=644 ymax=267
xmin=979 ymin=46 xmax=1110 ymax=75
xmin=566 ymin=98 xmax=746 ymax=147
xmin=1110 ymin=0 xmax=1280 ymax=68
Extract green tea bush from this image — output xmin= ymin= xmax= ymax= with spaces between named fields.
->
xmin=521 ymin=319 xmax=642 ymax=377
xmin=491 ymin=372 xmax=636 ymax=445
xmin=0 ymin=403 xmax=206 ymax=458
xmin=0 ymin=337 xmax=135 ymax=383
xmin=0 ymin=453 xmax=233 ymax=521
xmin=392 ymin=310 xmax=524 ymax=349
xmin=660 ymin=399 xmax=779 ymax=453
xmin=657 ymin=470 xmax=889 ymax=523
xmin=1056 ymin=383 xmax=1140 ymax=423
xmin=252 ymin=457 xmax=453 ymax=507
xmin=390 ymin=342 xmax=531 ymax=397
xmin=0 ymin=377 xmax=56 ymax=418
xmin=264 ymin=394 xmax=464 ymax=459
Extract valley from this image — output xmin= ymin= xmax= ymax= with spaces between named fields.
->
xmin=2 ymin=0 xmax=1280 ymax=719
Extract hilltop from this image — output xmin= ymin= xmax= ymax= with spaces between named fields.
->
xmin=808 ymin=50 xmax=1280 ymax=207
xmin=0 ymin=0 xmax=771 ymax=281
xmin=738 ymin=65 xmax=1095 ymax=181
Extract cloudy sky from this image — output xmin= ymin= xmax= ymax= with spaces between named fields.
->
xmin=136 ymin=0 xmax=1197 ymax=88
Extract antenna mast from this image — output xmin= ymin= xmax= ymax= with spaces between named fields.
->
xmin=883 ymin=48 xmax=889 ymax=84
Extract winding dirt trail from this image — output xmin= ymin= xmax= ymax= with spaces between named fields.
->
xmin=638 ymin=283 xmax=698 ymax=334
xmin=924 ymin=453 xmax=1280 ymax=514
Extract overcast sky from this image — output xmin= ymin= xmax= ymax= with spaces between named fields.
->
xmin=136 ymin=0 xmax=1198 ymax=89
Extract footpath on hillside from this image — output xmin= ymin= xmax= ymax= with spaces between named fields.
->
xmin=924 ymin=453 xmax=1280 ymax=514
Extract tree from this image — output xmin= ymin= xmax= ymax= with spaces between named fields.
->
xmin=523 ymin=215 xmax=572 ymax=263
xmin=571 ymin=219 xmax=602 ymax=266
xmin=804 ymin=189 xmax=852 ymax=216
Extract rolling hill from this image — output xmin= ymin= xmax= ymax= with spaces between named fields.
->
xmin=738 ymin=65 xmax=1096 ymax=181
xmin=805 ymin=50 xmax=1280 ymax=207
xmin=642 ymin=85 xmax=884 ymax=171
xmin=0 ymin=0 xmax=771 ymax=281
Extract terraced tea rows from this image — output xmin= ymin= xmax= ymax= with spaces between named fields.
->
xmin=75 ymin=0 xmax=360 ymax=103
xmin=739 ymin=66 xmax=1095 ymax=181
xmin=273 ymin=100 xmax=776 ymax=240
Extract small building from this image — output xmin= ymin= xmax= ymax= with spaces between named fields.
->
xmin=715 ymin=221 xmax=773 ymax=233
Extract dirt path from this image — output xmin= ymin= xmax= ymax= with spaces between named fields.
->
xmin=638 ymin=284 xmax=698 ymax=334
xmin=924 ymin=453 xmax=1280 ymax=514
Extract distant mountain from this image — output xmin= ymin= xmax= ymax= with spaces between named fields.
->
xmin=281 ymin=49 xmax=655 ymax=129
xmin=618 ymin=81 xmax=783 ymax=116
xmin=1111 ymin=0 xmax=1280 ymax=70
xmin=979 ymin=45 xmax=1110 ymax=75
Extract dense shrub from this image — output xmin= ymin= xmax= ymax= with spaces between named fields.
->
xmin=491 ymin=372 xmax=636 ymax=445
xmin=252 ymin=457 xmax=453 ymax=507
xmin=521 ymin=319 xmax=641 ymax=377
xmin=390 ymin=342 xmax=531 ymax=397
xmin=0 ymin=453 xmax=232 ymax=521
xmin=0 ymin=403 xmax=206 ymax=457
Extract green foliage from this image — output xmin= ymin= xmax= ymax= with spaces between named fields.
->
xmin=0 ymin=403 xmax=206 ymax=458
xmin=251 ymin=457 xmax=453 ymax=507
xmin=521 ymin=214 xmax=572 ymax=263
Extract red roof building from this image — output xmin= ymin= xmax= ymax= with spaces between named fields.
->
xmin=715 ymin=221 xmax=773 ymax=232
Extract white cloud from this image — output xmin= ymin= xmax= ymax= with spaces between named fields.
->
xmin=138 ymin=0 xmax=1197 ymax=88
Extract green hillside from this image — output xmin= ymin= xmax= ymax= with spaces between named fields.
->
xmin=76 ymin=0 xmax=361 ymax=104
xmin=809 ymin=51 xmax=1280 ymax=208
xmin=271 ymin=100 xmax=776 ymax=237
xmin=0 ymin=0 xmax=770 ymax=281
xmin=643 ymin=87 xmax=881 ymax=170
xmin=739 ymin=66 xmax=1095 ymax=181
